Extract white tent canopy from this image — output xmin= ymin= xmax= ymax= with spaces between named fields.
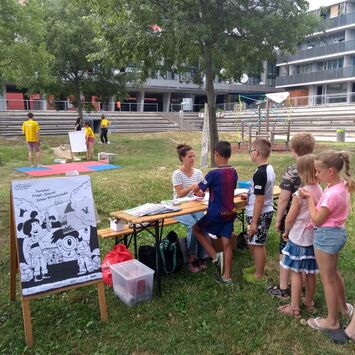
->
xmin=265 ymin=92 xmax=290 ymax=104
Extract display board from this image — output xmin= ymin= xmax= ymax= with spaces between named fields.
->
xmin=11 ymin=175 xmax=102 ymax=296
xmin=68 ymin=131 xmax=87 ymax=153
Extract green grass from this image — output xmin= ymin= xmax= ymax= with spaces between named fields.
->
xmin=0 ymin=132 xmax=354 ymax=354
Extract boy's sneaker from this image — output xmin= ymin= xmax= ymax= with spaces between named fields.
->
xmin=214 ymin=273 xmax=233 ymax=286
xmin=212 ymin=252 xmax=224 ymax=276
xmin=243 ymin=265 xmax=255 ymax=275
xmin=188 ymin=260 xmax=200 ymax=273
xmin=198 ymin=258 xmax=207 ymax=271
xmin=266 ymin=285 xmax=290 ymax=301
xmin=243 ymin=273 xmax=266 ymax=284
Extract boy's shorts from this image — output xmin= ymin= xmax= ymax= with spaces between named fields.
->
xmin=246 ymin=211 xmax=273 ymax=246
xmin=27 ymin=142 xmax=40 ymax=152
xmin=195 ymin=214 xmax=234 ymax=239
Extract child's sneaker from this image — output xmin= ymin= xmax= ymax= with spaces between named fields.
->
xmin=243 ymin=265 xmax=255 ymax=274
xmin=212 ymin=252 xmax=224 ymax=276
xmin=266 ymin=285 xmax=290 ymax=300
xmin=243 ymin=272 xmax=266 ymax=284
xmin=214 ymin=273 xmax=233 ymax=286
xmin=188 ymin=260 xmax=200 ymax=273
xmin=198 ymin=258 xmax=207 ymax=271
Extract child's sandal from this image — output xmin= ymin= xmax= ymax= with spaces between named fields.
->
xmin=278 ymin=304 xmax=301 ymax=319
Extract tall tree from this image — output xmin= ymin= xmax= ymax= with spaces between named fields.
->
xmin=0 ymin=0 xmax=52 ymax=93
xmin=40 ymin=0 xmax=130 ymax=120
xmin=91 ymin=0 xmax=319 ymax=165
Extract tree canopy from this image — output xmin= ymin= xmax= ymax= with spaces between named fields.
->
xmin=91 ymin=0 xmax=319 ymax=165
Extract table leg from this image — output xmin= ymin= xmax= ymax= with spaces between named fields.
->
xmin=133 ymin=225 xmax=138 ymax=259
xmin=154 ymin=221 xmax=161 ymax=296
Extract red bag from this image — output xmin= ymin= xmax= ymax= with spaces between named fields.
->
xmin=101 ymin=244 xmax=133 ymax=287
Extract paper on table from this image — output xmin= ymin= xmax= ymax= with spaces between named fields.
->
xmin=125 ymin=203 xmax=181 ymax=217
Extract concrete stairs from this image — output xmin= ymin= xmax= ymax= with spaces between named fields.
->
xmin=0 ymin=111 xmax=180 ymax=136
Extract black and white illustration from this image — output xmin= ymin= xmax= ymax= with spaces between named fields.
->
xmin=11 ymin=176 xmax=102 ymax=296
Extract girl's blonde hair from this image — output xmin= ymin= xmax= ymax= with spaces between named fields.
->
xmin=297 ymin=154 xmax=317 ymax=184
xmin=316 ymin=150 xmax=355 ymax=193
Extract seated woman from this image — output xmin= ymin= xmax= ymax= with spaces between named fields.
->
xmin=172 ymin=144 xmax=208 ymax=272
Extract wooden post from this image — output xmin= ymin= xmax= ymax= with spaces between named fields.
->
xmin=286 ymin=119 xmax=291 ymax=150
xmin=22 ymin=299 xmax=33 ymax=347
xmin=258 ymin=104 xmax=261 ymax=135
xmin=97 ymin=281 xmax=108 ymax=321
xmin=249 ymin=124 xmax=252 ymax=150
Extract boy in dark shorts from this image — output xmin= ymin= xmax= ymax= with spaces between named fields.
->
xmin=192 ymin=141 xmax=238 ymax=285
xmin=267 ymin=133 xmax=315 ymax=299
xmin=243 ymin=138 xmax=275 ymax=283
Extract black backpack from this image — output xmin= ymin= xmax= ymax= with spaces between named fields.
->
xmin=159 ymin=231 xmax=184 ymax=274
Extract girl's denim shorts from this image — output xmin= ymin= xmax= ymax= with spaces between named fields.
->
xmin=313 ymin=227 xmax=347 ymax=255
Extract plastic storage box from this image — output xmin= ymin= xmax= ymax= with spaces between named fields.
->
xmin=98 ymin=152 xmax=116 ymax=163
xmin=110 ymin=259 xmax=155 ymax=306
xmin=238 ymin=180 xmax=252 ymax=189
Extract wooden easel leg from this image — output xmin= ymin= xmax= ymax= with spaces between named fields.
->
xmin=22 ymin=298 xmax=33 ymax=347
xmin=97 ymin=281 xmax=108 ymax=321
xmin=10 ymin=230 xmax=17 ymax=301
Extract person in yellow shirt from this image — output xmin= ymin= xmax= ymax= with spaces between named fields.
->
xmin=84 ymin=121 xmax=95 ymax=160
xmin=100 ymin=114 xmax=111 ymax=144
xmin=22 ymin=112 xmax=42 ymax=167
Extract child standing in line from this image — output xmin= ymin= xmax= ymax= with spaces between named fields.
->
xmin=277 ymin=154 xmax=322 ymax=318
xmin=243 ymin=138 xmax=275 ymax=283
xmin=84 ymin=121 xmax=95 ymax=160
xmin=267 ymin=133 xmax=315 ymax=300
xmin=300 ymin=150 xmax=355 ymax=330
xmin=192 ymin=141 xmax=238 ymax=285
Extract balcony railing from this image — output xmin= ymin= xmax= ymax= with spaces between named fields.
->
xmin=276 ymin=66 xmax=355 ymax=86
xmin=325 ymin=11 xmax=355 ymax=29
xmin=276 ymin=40 xmax=355 ymax=64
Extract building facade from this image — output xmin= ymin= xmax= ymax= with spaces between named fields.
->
xmin=276 ymin=0 xmax=355 ymax=106
xmin=1 ymin=61 xmax=278 ymax=112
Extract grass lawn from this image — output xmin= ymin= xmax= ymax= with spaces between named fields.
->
xmin=0 ymin=132 xmax=354 ymax=354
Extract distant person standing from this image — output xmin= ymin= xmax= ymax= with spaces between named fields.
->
xmin=22 ymin=112 xmax=42 ymax=167
xmin=84 ymin=121 xmax=95 ymax=160
xmin=100 ymin=114 xmax=111 ymax=144
xmin=74 ymin=117 xmax=82 ymax=131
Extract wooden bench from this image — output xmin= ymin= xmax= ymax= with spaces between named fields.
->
xmin=98 ymin=217 xmax=179 ymax=242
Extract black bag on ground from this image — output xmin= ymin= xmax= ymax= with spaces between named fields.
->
xmin=236 ymin=231 xmax=248 ymax=250
xmin=138 ymin=245 xmax=156 ymax=271
xmin=159 ymin=231 xmax=184 ymax=274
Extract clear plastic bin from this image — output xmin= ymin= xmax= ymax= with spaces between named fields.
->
xmin=110 ymin=259 xmax=155 ymax=306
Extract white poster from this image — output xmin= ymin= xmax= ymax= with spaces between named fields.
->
xmin=68 ymin=131 xmax=87 ymax=153
xmin=11 ymin=175 xmax=102 ymax=296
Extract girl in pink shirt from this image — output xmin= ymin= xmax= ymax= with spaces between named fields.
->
xmin=300 ymin=150 xmax=355 ymax=331
xmin=278 ymin=154 xmax=322 ymax=319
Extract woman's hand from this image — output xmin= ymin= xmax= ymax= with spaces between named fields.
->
xmin=247 ymin=223 xmax=257 ymax=238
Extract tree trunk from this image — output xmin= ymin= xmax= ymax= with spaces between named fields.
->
xmin=75 ymin=80 xmax=83 ymax=123
xmin=205 ymin=49 xmax=219 ymax=166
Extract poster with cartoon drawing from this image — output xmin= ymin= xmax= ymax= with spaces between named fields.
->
xmin=11 ymin=175 xmax=102 ymax=296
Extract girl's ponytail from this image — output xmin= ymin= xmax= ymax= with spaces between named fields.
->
xmin=339 ymin=152 xmax=355 ymax=193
